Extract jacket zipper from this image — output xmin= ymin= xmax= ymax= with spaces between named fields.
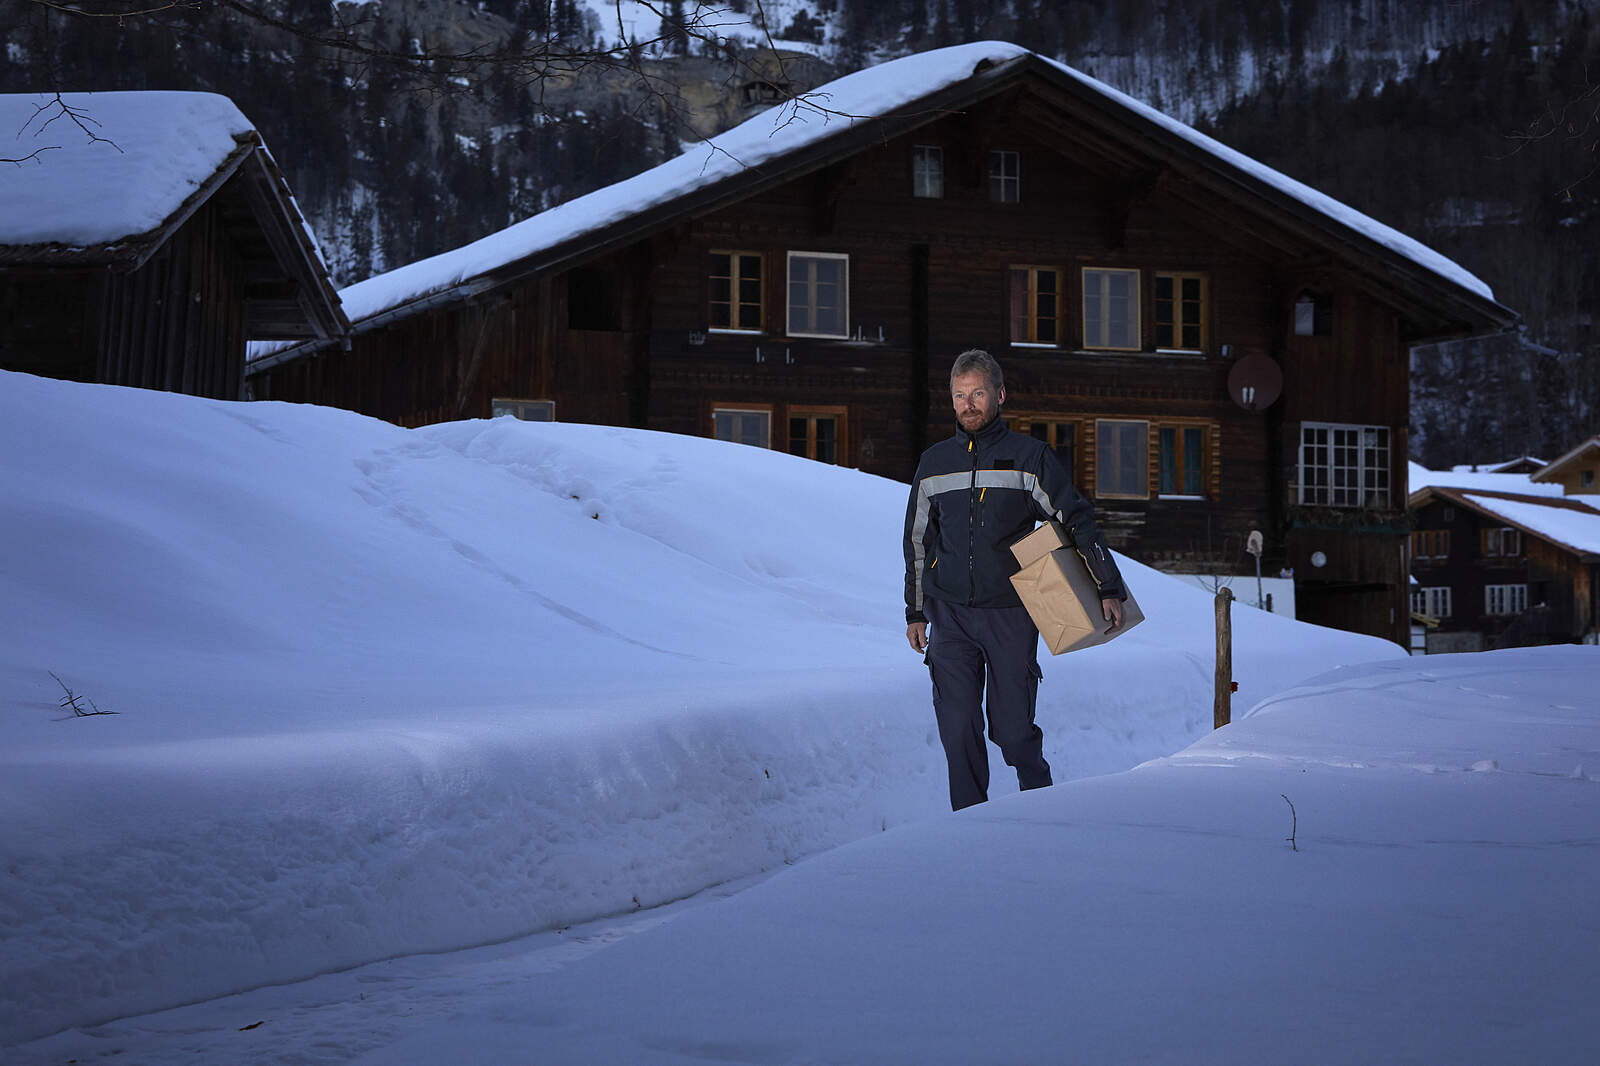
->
xmin=967 ymin=436 xmax=977 ymax=605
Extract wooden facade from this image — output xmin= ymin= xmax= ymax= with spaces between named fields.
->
xmin=1409 ymin=486 xmax=1600 ymax=650
xmin=1531 ymin=437 xmax=1600 ymax=496
xmin=247 ymin=49 xmax=1516 ymax=647
xmin=1 ymin=132 xmax=345 ymax=400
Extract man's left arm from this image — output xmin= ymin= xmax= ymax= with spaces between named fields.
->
xmin=1031 ymin=446 xmax=1127 ymax=624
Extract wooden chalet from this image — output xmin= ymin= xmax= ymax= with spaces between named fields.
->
xmin=0 ymin=92 xmax=346 ymax=400
xmin=1531 ymin=437 xmax=1600 ymax=496
xmin=246 ymin=42 xmax=1517 ymax=647
xmin=1408 ymin=450 xmax=1600 ymax=650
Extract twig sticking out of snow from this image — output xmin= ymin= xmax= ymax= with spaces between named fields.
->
xmin=50 ymin=671 xmax=118 ymax=718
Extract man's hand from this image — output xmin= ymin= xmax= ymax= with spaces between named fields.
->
xmin=907 ymin=621 xmax=928 ymax=653
xmin=1101 ymin=597 xmax=1124 ymax=631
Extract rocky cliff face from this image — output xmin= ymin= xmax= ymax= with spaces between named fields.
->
xmin=3 ymin=0 xmax=1593 ymax=461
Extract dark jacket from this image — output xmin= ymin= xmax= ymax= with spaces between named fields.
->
xmin=904 ymin=415 xmax=1124 ymax=624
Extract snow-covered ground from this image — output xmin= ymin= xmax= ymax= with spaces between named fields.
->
xmin=4 ymin=369 xmax=1592 ymax=1063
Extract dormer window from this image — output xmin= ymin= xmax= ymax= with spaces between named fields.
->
xmin=1294 ymin=291 xmax=1333 ymax=336
xmin=913 ymin=145 xmax=943 ymax=198
xmin=988 ymin=149 xmax=1019 ymax=203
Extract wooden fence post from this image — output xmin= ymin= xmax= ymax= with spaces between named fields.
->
xmin=1215 ymin=587 xmax=1234 ymax=729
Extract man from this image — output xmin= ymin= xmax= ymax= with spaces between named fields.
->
xmin=904 ymin=349 xmax=1126 ymax=811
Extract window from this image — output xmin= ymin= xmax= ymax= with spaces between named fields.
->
xmin=1082 ymin=268 xmax=1141 ymax=350
xmin=1096 ymin=419 xmax=1149 ymax=498
xmin=491 ymin=399 xmax=555 ymax=421
xmin=1411 ymin=529 xmax=1451 ymax=561
xmin=1485 ymin=583 xmax=1528 ymax=616
xmin=1293 ymin=291 xmax=1333 ymax=337
xmin=713 ymin=405 xmax=771 ymax=448
xmin=568 ymin=267 xmax=620 ymax=330
xmin=912 ymin=145 xmax=943 ymax=198
xmin=1411 ymin=586 xmax=1452 ymax=619
xmin=710 ymin=251 xmax=764 ymax=332
xmin=1158 ymin=425 xmax=1206 ymax=496
xmin=988 ymin=149 xmax=1019 ymax=203
xmin=788 ymin=405 xmax=848 ymax=465
xmin=1480 ymin=527 xmax=1523 ymax=558
xmin=1154 ymin=273 xmax=1207 ymax=351
xmin=787 ymin=252 xmax=849 ymax=338
xmin=1024 ymin=418 xmax=1078 ymax=482
xmin=1298 ymin=423 xmax=1391 ymax=508
xmin=1583 ymin=470 xmax=1595 ymax=488
xmin=1009 ymin=266 xmax=1064 ymax=346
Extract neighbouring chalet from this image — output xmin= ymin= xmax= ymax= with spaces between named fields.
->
xmin=1409 ymin=440 xmax=1600 ymax=651
xmin=246 ymin=42 xmax=1518 ymax=646
xmin=0 ymin=92 xmax=346 ymax=400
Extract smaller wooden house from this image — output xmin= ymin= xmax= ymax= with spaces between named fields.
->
xmin=1530 ymin=437 xmax=1600 ymax=497
xmin=1409 ymin=445 xmax=1600 ymax=651
xmin=0 ymin=92 xmax=346 ymax=400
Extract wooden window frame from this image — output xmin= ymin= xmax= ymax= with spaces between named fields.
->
xmin=709 ymin=250 xmax=764 ymax=334
xmin=912 ymin=144 xmax=944 ymax=199
xmin=1082 ymin=267 xmax=1142 ymax=351
xmin=988 ymin=149 xmax=1020 ymax=203
xmin=1411 ymin=529 xmax=1451 ymax=561
xmin=1298 ymin=422 xmax=1391 ymax=508
xmin=1008 ymin=265 xmax=1065 ymax=348
xmin=1156 ymin=421 xmax=1215 ymax=499
xmin=786 ymin=251 xmax=850 ymax=339
xmin=786 ymin=404 xmax=850 ymax=466
xmin=1411 ymin=586 xmax=1452 ymax=619
xmin=1154 ymin=272 xmax=1209 ymax=352
xmin=491 ymin=398 xmax=555 ymax=421
xmin=1094 ymin=418 xmax=1151 ymax=500
xmin=1484 ymin=583 xmax=1528 ymax=616
xmin=1479 ymin=527 xmax=1523 ymax=558
xmin=711 ymin=404 xmax=773 ymax=449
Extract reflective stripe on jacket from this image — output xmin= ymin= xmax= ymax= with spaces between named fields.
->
xmin=904 ymin=416 xmax=1124 ymax=624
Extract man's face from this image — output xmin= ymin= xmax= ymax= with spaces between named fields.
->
xmin=951 ymin=370 xmax=1004 ymax=433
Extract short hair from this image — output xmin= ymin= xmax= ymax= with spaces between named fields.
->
xmin=950 ymin=348 xmax=1003 ymax=393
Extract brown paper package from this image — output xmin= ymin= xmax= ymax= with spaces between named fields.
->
xmin=1008 ymin=520 xmax=1145 ymax=655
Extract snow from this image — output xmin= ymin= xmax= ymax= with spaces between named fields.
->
xmin=1461 ymin=493 xmax=1600 ymax=555
xmin=0 ymin=92 xmax=253 ymax=247
xmin=300 ymin=42 xmax=1495 ymax=342
xmin=0 ymin=366 xmax=1400 ymax=1049
xmin=1408 ymin=459 xmax=1566 ymax=499
xmin=4 ymin=369 xmax=1594 ymax=1063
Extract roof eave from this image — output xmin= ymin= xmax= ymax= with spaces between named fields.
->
xmin=1010 ymin=55 xmax=1519 ymax=338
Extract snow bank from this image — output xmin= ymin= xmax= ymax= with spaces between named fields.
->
xmin=0 ymin=369 xmax=1397 ymax=1043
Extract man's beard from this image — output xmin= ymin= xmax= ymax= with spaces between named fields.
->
xmin=958 ymin=407 xmax=998 ymax=432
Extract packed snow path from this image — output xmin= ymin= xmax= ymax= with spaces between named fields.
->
xmin=10 ymin=648 xmax=1598 ymax=1065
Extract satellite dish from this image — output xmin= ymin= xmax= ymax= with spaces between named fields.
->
xmin=1228 ymin=352 xmax=1283 ymax=411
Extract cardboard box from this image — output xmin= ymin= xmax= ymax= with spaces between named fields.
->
xmin=1009 ymin=520 xmax=1143 ymax=655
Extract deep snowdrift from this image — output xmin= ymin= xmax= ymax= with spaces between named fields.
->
xmin=0 ymin=370 xmax=1398 ymax=1043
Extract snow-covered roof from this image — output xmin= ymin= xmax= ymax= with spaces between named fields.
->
xmin=1459 ymin=492 xmax=1600 ymax=557
xmin=0 ymin=91 xmax=255 ymax=248
xmin=1448 ymin=456 xmax=1545 ymax=474
xmin=1407 ymin=460 xmax=1566 ymax=499
xmin=272 ymin=41 xmax=1503 ymax=349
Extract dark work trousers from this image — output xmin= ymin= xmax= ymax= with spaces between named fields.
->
xmin=924 ymin=597 xmax=1051 ymax=811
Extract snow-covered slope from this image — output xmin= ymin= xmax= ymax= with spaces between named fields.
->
xmin=0 ymin=370 xmax=1399 ymax=1043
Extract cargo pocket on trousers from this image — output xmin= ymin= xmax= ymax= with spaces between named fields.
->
xmin=1027 ymin=661 xmax=1043 ymax=716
